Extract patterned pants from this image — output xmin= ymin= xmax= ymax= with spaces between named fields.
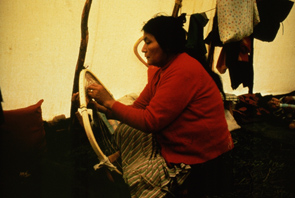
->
xmin=114 ymin=123 xmax=190 ymax=198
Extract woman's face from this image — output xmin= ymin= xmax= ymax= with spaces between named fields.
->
xmin=141 ymin=32 xmax=168 ymax=67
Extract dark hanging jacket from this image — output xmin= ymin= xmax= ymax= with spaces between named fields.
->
xmin=185 ymin=13 xmax=209 ymax=67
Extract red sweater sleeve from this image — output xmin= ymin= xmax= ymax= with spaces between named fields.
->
xmin=111 ymin=54 xmax=211 ymax=133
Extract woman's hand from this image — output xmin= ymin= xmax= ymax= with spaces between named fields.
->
xmin=71 ymin=92 xmax=91 ymax=107
xmin=72 ymin=91 xmax=112 ymax=117
xmin=71 ymin=92 xmax=80 ymax=108
xmin=90 ymin=101 xmax=108 ymax=113
xmin=87 ymin=83 xmax=115 ymax=109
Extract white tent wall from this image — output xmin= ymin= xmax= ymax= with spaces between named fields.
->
xmin=0 ymin=0 xmax=294 ymax=120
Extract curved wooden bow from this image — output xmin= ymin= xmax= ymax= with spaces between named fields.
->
xmin=69 ymin=0 xmax=121 ymax=174
xmin=78 ymin=69 xmax=122 ymax=174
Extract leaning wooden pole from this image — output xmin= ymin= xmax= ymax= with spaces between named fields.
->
xmin=172 ymin=0 xmax=183 ymax=17
xmin=70 ymin=0 xmax=92 ymax=119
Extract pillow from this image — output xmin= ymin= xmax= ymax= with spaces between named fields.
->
xmin=0 ymin=99 xmax=47 ymax=159
xmin=224 ymin=109 xmax=241 ymax=132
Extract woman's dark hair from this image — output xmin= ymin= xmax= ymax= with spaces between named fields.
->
xmin=142 ymin=14 xmax=187 ymax=54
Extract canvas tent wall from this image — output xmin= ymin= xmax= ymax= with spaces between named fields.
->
xmin=0 ymin=0 xmax=294 ymax=120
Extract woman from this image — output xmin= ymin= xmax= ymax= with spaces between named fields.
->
xmin=87 ymin=14 xmax=234 ymax=198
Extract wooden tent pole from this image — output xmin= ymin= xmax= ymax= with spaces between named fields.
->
xmin=70 ymin=0 xmax=92 ymax=119
xmin=172 ymin=0 xmax=183 ymax=17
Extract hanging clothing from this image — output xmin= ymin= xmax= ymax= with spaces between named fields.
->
xmin=216 ymin=37 xmax=254 ymax=91
xmin=216 ymin=0 xmax=260 ymax=44
xmin=228 ymin=59 xmax=254 ymax=91
xmin=254 ymin=0 xmax=294 ymax=42
xmin=185 ymin=13 xmax=209 ymax=67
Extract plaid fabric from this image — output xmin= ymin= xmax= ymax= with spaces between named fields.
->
xmin=114 ymin=123 xmax=190 ymax=198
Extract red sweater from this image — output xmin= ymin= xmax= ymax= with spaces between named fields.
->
xmin=112 ymin=53 xmax=233 ymax=165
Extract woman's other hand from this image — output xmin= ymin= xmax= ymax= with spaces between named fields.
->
xmin=87 ymin=84 xmax=115 ymax=109
xmin=71 ymin=92 xmax=80 ymax=108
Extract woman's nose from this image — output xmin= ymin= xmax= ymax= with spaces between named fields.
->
xmin=141 ymin=43 xmax=147 ymax=53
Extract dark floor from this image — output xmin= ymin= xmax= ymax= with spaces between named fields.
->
xmin=215 ymin=123 xmax=295 ymax=198
xmin=1 ymin=119 xmax=295 ymax=198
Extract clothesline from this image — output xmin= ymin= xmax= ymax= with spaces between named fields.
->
xmin=181 ymin=7 xmax=216 ymax=16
